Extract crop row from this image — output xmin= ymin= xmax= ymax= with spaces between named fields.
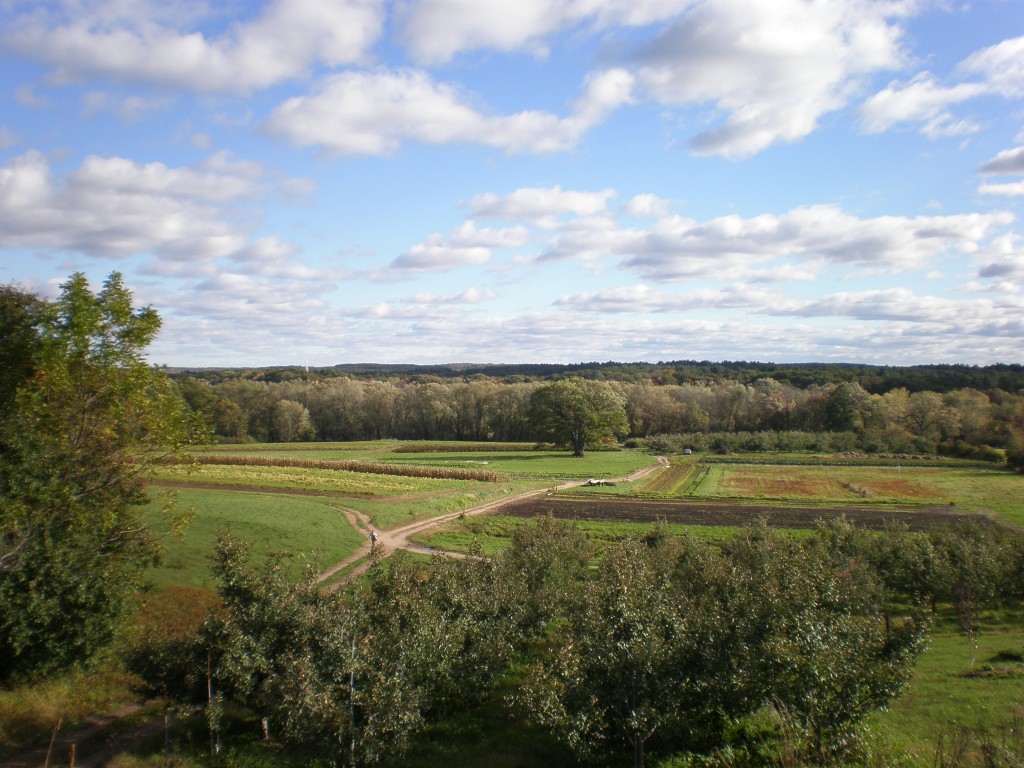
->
xmin=191 ymin=454 xmax=509 ymax=482
xmin=392 ymin=442 xmax=539 ymax=453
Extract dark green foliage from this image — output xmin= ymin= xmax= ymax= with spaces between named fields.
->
xmin=518 ymin=523 xmax=929 ymax=767
xmin=0 ymin=273 xmax=204 ymax=681
xmin=185 ymin=518 xmax=1021 ymax=767
xmin=528 ymin=378 xmax=629 ymax=457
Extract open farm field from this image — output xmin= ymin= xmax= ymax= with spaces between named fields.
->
xmin=689 ymin=460 xmax=1024 ymax=527
xmin=496 ymin=495 xmax=981 ymax=531
xmin=579 ymin=454 xmax=1023 ymax=524
xmin=143 ymin=487 xmax=365 ymax=588
xmin=153 ymin=462 xmax=475 ymax=496
xmin=197 ymin=441 xmax=653 ymax=481
xmin=358 ymin=448 xmax=652 ymax=480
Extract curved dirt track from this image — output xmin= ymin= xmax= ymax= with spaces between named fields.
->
xmin=315 ymin=455 xmax=670 ymax=586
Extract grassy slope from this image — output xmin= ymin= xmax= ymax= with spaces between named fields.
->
xmin=144 ymin=487 xmax=365 ymax=588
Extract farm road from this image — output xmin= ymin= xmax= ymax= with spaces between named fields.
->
xmin=316 ymin=455 xmax=670 ymax=586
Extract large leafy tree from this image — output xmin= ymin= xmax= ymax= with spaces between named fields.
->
xmin=528 ymin=378 xmax=628 ymax=457
xmin=0 ymin=273 xmax=202 ymax=680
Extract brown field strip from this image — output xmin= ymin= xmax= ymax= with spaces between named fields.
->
xmin=498 ymin=496 xmax=990 ymax=531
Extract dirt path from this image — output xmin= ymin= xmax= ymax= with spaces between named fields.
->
xmin=316 ymin=455 xmax=669 ymax=586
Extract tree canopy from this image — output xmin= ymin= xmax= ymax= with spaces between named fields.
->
xmin=0 ymin=273 xmax=203 ymax=680
xmin=528 ymin=377 xmax=629 ymax=457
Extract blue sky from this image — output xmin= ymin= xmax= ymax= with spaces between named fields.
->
xmin=1 ymin=0 xmax=1023 ymax=367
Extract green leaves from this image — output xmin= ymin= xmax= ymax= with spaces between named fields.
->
xmin=0 ymin=272 xmax=203 ymax=681
xmin=528 ymin=378 xmax=629 ymax=457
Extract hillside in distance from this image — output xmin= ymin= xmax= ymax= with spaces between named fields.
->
xmin=168 ymin=360 xmax=1024 ymax=394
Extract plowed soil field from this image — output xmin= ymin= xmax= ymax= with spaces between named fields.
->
xmin=499 ymin=496 xmax=986 ymax=531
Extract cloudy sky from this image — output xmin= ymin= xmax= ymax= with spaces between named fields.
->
xmin=1 ymin=0 xmax=1023 ymax=367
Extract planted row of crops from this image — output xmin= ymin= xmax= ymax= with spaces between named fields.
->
xmin=192 ymin=453 xmax=509 ymax=482
xmin=392 ymin=442 xmax=538 ymax=453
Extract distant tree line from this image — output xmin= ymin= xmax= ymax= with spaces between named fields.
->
xmin=173 ymin=360 xmax=1024 ymax=394
xmin=173 ymin=374 xmax=1024 ymax=465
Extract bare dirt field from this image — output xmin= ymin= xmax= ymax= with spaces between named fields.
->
xmin=498 ymin=495 xmax=987 ymax=531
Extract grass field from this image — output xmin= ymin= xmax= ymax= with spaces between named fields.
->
xmin=869 ymin=609 xmax=1024 ymax=763
xmin=144 ymin=487 xmax=366 ymax=588
xmin=197 ymin=442 xmax=654 ymax=481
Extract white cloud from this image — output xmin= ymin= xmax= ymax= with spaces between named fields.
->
xmin=860 ymin=74 xmax=985 ymax=136
xmin=624 ymin=193 xmax=669 ymax=218
xmin=554 ymin=283 xmax=785 ymax=313
xmin=0 ymin=150 xmax=308 ymax=264
xmin=468 ymin=185 xmax=616 ymax=223
xmin=410 ymin=287 xmax=497 ymax=304
xmin=394 ymin=0 xmax=693 ymax=65
xmin=2 ymin=0 xmax=384 ymax=93
xmin=979 ymin=181 xmax=1024 ymax=197
xmin=389 ymin=221 xmax=529 ymax=273
xmin=959 ymin=35 xmax=1024 ymax=98
xmin=620 ymin=206 xmax=1012 ymax=280
xmin=980 ymin=146 xmax=1024 ymax=175
xmin=265 ymin=68 xmax=632 ymax=155
xmin=861 ymin=35 xmax=1024 ymax=137
xmin=633 ymin=0 xmax=908 ymax=158
xmin=773 ymin=288 xmax=971 ymax=323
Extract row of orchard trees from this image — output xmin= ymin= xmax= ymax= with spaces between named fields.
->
xmin=132 ymin=518 xmax=1024 ymax=767
xmin=175 ymin=374 xmax=1024 ymax=457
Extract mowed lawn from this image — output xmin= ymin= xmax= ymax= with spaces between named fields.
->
xmin=143 ymin=487 xmax=365 ymax=588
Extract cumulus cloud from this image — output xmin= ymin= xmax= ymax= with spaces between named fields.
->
xmin=393 ymin=0 xmax=693 ymax=65
xmin=772 ymin=288 xmax=970 ymax=323
xmin=265 ymin=68 xmax=632 ymax=155
xmin=395 ymin=186 xmax=1016 ymax=287
xmin=613 ymin=206 xmax=1012 ymax=280
xmin=860 ymin=74 xmax=985 ymax=136
xmin=978 ymin=146 xmax=1024 ymax=196
xmin=979 ymin=182 xmax=1024 ymax=197
xmin=1 ymin=0 xmax=384 ymax=92
xmin=980 ymin=146 xmax=1024 ymax=175
xmin=468 ymin=185 xmax=616 ymax=223
xmin=410 ymin=287 xmax=497 ymax=304
xmin=624 ymin=193 xmax=669 ymax=218
xmin=554 ymin=283 xmax=785 ymax=313
xmin=0 ymin=150 xmax=313 ymax=266
xmin=389 ymin=221 xmax=530 ymax=273
xmin=861 ymin=35 xmax=1024 ymax=137
xmin=633 ymin=0 xmax=908 ymax=158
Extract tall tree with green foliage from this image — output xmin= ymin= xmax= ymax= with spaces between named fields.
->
xmin=0 ymin=273 xmax=202 ymax=680
xmin=528 ymin=378 xmax=628 ymax=457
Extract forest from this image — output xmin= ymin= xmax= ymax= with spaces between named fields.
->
xmin=171 ymin=370 xmax=1024 ymax=466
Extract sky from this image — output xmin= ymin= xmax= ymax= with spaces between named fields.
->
xmin=1 ymin=0 xmax=1023 ymax=368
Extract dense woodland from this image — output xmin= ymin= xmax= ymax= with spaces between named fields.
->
xmin=171 ymin=367 xmax=1024 ymax=463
